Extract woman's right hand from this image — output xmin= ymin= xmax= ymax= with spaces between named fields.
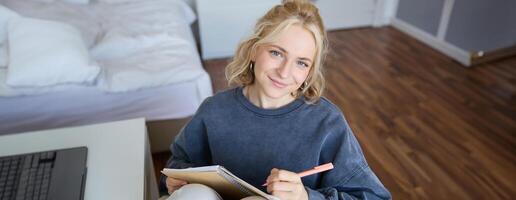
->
xmin=165 ymin=177 xmax=188 ymax=194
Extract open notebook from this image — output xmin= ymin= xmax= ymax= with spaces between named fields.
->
xmin=162 ymin=166 xmax=279 ymax=200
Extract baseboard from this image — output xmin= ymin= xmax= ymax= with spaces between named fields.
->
xmin=391 ymin=18 xmax=472 ymax=66
xmin=471 ymin=45 xmax=516 ymax=65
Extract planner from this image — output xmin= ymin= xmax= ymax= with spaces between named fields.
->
xmin=162 ymin=166 xmax=279 ymax=200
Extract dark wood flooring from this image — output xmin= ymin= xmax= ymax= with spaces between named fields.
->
xmin=153 ymin=26 xmax=516 ymax=199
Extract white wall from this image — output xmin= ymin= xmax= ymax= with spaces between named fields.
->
xmin=192 ymin=0 xmax=398 ymax=59
xmin=315 ymin=0 xmax=376 ymax=30
xmin=392 ymin=0 xmax=516 ymax=66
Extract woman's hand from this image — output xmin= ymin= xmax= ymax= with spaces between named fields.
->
xmin=265 ymin=168 xmax=308 ymax=200
xmin=165 ymin=177 xmax=188 ymax=195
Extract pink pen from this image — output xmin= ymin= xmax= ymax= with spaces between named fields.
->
xmin=262 ymin=163 xmax=334 ymax=186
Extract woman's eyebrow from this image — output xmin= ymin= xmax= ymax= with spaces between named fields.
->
xmin=271 ymin=45 xmax=288 ymax=53
xmin=271 ymin=44 xmax=312 ymax=63
xmin=299 ymin=57 xmax=313 ymax=63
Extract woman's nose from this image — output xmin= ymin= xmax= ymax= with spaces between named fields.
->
xmin=276 ymin=60 xmax=292 ymax=79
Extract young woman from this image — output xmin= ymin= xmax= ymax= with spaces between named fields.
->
xmin=160 ymin=0 xmax=391 ymax=199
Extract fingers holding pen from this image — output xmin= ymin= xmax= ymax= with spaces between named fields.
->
xmin=266 ymin=168 xmax=302 ymax=184
xmin=265 ymin=168 xmax=307 ymax=200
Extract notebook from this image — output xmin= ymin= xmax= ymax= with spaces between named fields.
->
xmin=162 ymin=165 xmax=279 ymax=200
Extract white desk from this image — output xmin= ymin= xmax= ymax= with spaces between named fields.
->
xmin=0 ymin=118 xmax=159 ymax=200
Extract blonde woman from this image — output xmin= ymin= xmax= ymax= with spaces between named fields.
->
xmin=160 ymin=0 xmax=391 ymax=199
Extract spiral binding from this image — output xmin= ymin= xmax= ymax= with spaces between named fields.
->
xmin=218 ymin=167 xmax=255 ymax=196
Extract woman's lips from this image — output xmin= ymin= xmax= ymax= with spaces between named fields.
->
xmin=269 ymin=76 xmax=288 ymax=88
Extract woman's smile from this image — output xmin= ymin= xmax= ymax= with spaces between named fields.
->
xmin=268 ymin=76 xmax=288 ymax=89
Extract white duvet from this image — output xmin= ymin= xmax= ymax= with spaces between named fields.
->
xmin=0 ymin=0 xmax=205 ymax=96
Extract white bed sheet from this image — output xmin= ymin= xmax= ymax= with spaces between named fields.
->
xmin=1 ymin=0 xmax=205 ymax=95
xmin=0 ymin=0 xmax=214 ymax=134
xmin=0 ymin=72 xmax=211 ymax=135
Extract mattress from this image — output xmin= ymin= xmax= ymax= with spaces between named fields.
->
xmin=0 ymin=72 xmax=212 ymax=135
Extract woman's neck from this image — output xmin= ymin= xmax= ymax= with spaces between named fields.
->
xmin=244 ymin=85 xmax=296 ymax=109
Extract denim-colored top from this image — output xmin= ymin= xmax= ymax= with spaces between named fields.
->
xmin=160 ymin=87 xmax=391 ymax=199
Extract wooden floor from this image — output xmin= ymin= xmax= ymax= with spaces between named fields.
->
xmin=153 ymin=26 xmax=516 ymax=199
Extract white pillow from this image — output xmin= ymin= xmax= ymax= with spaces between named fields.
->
xmin=61 ymin=0 xmax=90 ymax=4
xmin=26 ymin=0 xmax=90 ymax=4
xmin=90 ymin=32 xmax=140 ymax=60
xmin=6 ymin=17 xmax=100 ymax=87
xmin=96 ymin=0 xmax=141 ymax=3
xmin=28 ymin=0 xmax=56 ymax=3
xmin=171 ymin=0 xmax=196 ymax=24
xmin=0 ymin=5 xmax=20 ymax=45
xmin=0 ymin=43 xmax=8 ymax=68
xmin=0 ymin=6 xmax=20 ymax=68
xmin=91 ymin=31 xmax=177 ymax=60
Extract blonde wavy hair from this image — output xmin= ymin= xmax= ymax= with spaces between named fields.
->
xmin=225 ymin=0 xmax=328 ymax=104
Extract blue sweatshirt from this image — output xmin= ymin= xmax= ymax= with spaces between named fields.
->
xmin=160 ymin=87 xmax=391 ymax=199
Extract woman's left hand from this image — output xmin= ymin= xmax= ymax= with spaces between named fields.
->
xmin=265 ymin=168 xmax=309 ymax=200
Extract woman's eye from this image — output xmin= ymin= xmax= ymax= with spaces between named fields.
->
xmin=270 ymin=50 xmax=282 ymax=57
xmin=297 ymin=61 xmax=309 ymax=67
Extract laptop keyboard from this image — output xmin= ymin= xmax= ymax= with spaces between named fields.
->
xmin=0 ymin=151 xmax=55 ymax=200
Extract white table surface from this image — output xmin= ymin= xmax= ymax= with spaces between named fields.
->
xmin=0 ymin=118 xmax=158 ymax=200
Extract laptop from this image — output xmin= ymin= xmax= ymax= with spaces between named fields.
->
xmin=0 ymin=147 xmax=88 ymax=200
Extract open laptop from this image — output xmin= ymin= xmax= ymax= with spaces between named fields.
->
xmin=0 ymin=147 xmax=88 ymax=200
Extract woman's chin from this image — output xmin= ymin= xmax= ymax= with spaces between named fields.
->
xmin=262 ymin=87 xmax=295 ymax=100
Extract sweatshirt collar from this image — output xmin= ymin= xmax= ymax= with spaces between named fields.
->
xmin=235 ymin=87 xmax=305 ymax=116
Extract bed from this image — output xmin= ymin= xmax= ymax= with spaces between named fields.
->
xmin=0 ymin=0 xmax=212 ymax=151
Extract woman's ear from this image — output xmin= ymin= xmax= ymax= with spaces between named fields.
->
xmin=250 ymin=53 xmax=256 ymax=62
xmin=249 ymin=46 xmax=259 ymax=62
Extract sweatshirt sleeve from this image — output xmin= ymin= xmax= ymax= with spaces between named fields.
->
xmin=159 ymin=98 xmax=213 ymax=196
xmin=307 ymin=110 xmax=391 ymax=200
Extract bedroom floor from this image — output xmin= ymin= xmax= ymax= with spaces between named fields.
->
xmin=153 ymin=26 xmax=516 ymax=199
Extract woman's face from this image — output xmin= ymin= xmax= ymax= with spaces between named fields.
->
xmin=251 ymin=25 xmax=316 ymax=100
